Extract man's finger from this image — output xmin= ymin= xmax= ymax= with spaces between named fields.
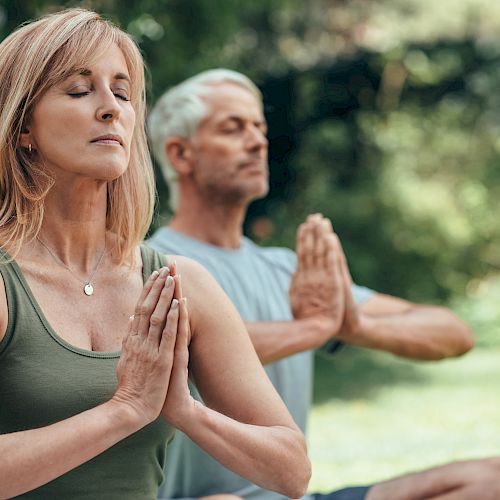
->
xmin=302 ymin=221 xmax=315 ymax=271
xmin=296 ymin=223 xmax=308 ymax=273
xmin=314 ymin=221 xmax=326 ymax=269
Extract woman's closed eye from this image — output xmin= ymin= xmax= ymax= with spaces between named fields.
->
xmin=67 ymin=87 xmax=130 ymax=101
xmin=68 ymin=86 xmax=90 ymax=98
xmin=113 ymin=88 xmax=130 ymax=101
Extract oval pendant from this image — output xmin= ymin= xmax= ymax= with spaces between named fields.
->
xmin=84 ymin=283 xmax=94 ymax=296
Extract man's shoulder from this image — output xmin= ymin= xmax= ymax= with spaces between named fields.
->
xmin=147 ymin=227 xmax=204 ymax=256
xmin=244 ymin=237 xmax=295 ymax=258
xmin=243 ymin=238 xmax=297 ymax=271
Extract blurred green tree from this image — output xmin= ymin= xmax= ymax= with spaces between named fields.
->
xmin=2 ymin=0 xmax=500 ymax=308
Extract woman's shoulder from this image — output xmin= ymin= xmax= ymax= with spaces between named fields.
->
xmin=167 ymin=255 xmax=212 ymax=283
xmin=168 ymin=255 xmax=222 ymax=304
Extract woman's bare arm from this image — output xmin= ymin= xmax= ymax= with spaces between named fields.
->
xmin=163 ymin=257 xmax=311 ymax=499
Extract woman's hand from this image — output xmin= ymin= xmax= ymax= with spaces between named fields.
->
xmin=112 ymin=267 xmax=180 ymax=425
xmin=161 ymin=273 xmax=195 ymax=426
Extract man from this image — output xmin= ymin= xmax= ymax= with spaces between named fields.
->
xmin=147 ymin=69 xmax=476 ymax=500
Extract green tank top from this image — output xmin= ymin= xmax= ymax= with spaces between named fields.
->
xmin=0 ymin=245 xmax=175 ymax=499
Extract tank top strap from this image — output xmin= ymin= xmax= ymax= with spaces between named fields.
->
xmin=0 ymin=247 xmax=39 ymax=355
xmin=140 ymin=244 xmax=167 ymax=277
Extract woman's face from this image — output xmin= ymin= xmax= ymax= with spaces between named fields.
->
xmin=23 ymin=43 xmax=136 ymax=182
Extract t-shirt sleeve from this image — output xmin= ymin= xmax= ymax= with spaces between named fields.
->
xmin=351 ymin=283 xmax=375 ymax=305
xmin=277 ymin=247 xmax=298 ymax=275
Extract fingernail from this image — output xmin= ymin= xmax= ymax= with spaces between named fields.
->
xmin=171 ymin=298 xmax=179 ymax=309
xmin=160 ymin=267 xmax=169 ymax=278
xmin=151 ymin=270 xmax=159 ymax=279
xmin=165 ymin=276 xmax=174 ymax=288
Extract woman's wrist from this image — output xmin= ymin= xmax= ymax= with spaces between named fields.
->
xmin=105 ymin=397 xmax=152 ymax=434
xmin=163 ymin=397 xmax=201 ymax=433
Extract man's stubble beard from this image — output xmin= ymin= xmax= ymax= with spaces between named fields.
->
xmin=199 ymin=173 xmax=269 ymax=208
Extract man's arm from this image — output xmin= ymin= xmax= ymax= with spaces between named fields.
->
xmin=366 ymin=457 xmax=500 ymax=500
xmin=245 ymin=296 xmax=473 ymax=364
xmin=245 ymin=214 xmax=473 ymax=365
xmin=333 ymin=215 xmax=473 ymax=360
xmin=245 ymin=318 xmax=337 ymax=365
xmin=340 ymin=293 xmax=474 ymax=360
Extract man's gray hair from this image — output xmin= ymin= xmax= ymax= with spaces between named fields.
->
xmin=148 ymin=69 xmax=263 ymax=210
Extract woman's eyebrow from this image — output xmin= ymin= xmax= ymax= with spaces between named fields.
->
xmin=76 ymin=69 xmax=131 ymax=84
xmin=115 ymin=72 xmax=131 ymax=84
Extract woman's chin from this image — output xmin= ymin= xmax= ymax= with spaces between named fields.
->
xmin=93 ymin=163 xmax=129 ymax=182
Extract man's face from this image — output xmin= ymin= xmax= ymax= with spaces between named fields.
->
xmin=187 ymin=82 xmax=269 ymax=205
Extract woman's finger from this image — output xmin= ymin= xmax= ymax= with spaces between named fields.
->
xmin=135 ymin=267 xmax=170 ymax=338
xmin=129 ymin=269 xmax=161 ymax=335
xmin=173 ymin=273 xmax=183 ymax=301
xmin=167 ymin=258 xmax=177 ymax=276
xmin=177 ymin=297 xmax=190 ymax=358
xmin=159 ymin=298 xmax=180 ymax=360
xmin=147 ymin=275 xmax=176 ymax=347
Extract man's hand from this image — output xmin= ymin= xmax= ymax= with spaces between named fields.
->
xmin=336 ymin=231 xmax=364 ymax=340
xmin=366 ymin=458 xmax=500 ymax=500
xmin=289 ymin=214 xmax=345 ymax=342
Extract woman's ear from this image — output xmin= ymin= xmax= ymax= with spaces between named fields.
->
xmin=165 ymin=137 xmax=193 ymax=175
xmin=19 ymin=126 xmax=34 ymax=150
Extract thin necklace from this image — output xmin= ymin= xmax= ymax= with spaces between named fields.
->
xmin=36 ymin=236 xmax=106 ymax=296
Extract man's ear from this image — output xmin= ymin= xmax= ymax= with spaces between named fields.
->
xmin=165 ymin=137 xmax=193 ymax=175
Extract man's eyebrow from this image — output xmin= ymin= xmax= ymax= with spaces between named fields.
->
xmin=221 ymin=115 xmax=267 ymax=128
xmin=225 ymin=115 xmax=244 ymax=122
xmin=223 ymin=115 xmax=261 ymax=122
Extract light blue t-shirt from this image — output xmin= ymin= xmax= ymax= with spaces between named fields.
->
xmin=147 ymin=227 xmax=374 ymax=500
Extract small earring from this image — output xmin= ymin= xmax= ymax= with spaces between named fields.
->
xmin=28 ymin=144 xmax=32 ymax=153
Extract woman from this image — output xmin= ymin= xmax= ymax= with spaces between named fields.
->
xmin=0 ymin=9 xmax=310 ymax=499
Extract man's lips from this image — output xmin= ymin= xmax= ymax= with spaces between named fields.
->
xmin=239 ymin=160 xmax=267 ymax=170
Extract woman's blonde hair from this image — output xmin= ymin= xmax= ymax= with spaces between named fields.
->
xmin=0 ymin=8 xmax=155 ymax=263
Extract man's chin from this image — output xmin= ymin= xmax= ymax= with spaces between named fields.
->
xmin=247 ymin=183 xmax=269 ymax=203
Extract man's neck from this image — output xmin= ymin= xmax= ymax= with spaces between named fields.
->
xmin=169 ymin=198 xmax=247 ymax=250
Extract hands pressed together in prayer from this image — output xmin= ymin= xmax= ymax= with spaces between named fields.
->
xmin=113 ymin=261 xmax=193 ymax=428
xmin=289 ymin=213 xmax=362 ymax=345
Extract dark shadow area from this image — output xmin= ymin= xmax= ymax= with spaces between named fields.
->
xmin=313 ymin=346 xmax=428 ymax=404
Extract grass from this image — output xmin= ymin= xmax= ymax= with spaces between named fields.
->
xmin=308 ymin=343 xmax=500 ymax=492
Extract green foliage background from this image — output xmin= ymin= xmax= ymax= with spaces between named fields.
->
xmin=3 ymin=0 xmax=499 ymax=310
